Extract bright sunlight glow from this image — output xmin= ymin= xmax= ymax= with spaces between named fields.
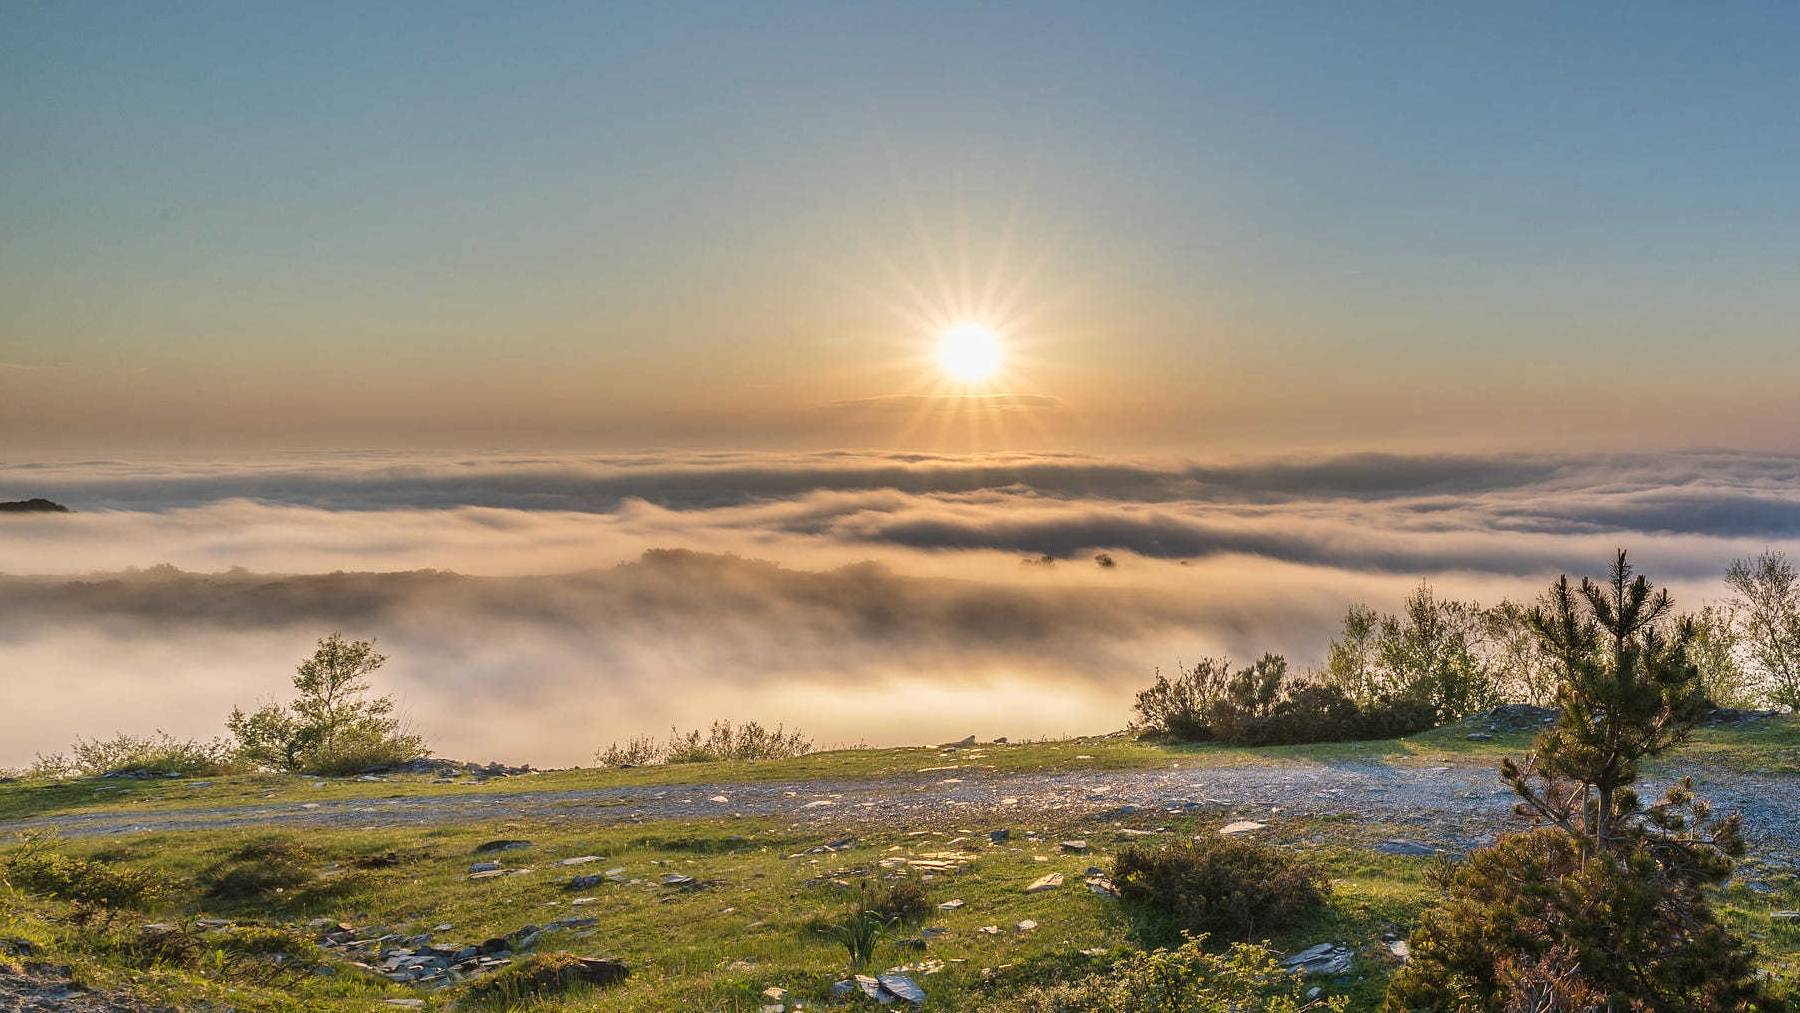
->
xmin=936 ymin=323 xmax=1003 ymax=383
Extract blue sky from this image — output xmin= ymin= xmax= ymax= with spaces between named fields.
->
xmin=5 ymin=2 xmax=1800 ymax=452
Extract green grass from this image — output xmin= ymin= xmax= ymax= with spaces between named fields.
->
xmin=0 ymin=812 xmax=1463 ymax=1010
xmin=8 ymin=809 xmax=1793 ymax=1010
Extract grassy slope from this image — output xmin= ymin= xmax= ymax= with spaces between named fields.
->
xmin=3 ymin=716 xmax=1794 ymax=824
xmin=4 ymin=812 xmax=1795 ymax=1010
xmin=1 ymin=718 xmax=1796 ymax=1010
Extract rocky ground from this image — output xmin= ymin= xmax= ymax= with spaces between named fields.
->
xmin=8 ymin=758 xmax=1798 ymax=864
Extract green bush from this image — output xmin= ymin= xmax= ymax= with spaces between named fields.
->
xmin=595 ymin=719 xmax=813 ymax=767
xmin=29 ymin=731 xmax=242 ymax=779
xmin=988 ymin=933 xmax=1346 ymax=1012
xmin=1112 ymin=837 xmax=1329 ymax=943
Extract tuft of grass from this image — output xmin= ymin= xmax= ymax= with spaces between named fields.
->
xmin=822 ymin=906 xmax=892 ymax=967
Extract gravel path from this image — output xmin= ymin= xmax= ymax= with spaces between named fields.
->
xmin=8 ymin=760 xmax=1799 ymax=861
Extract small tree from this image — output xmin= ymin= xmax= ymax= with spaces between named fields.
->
xmin=228 ymin=633 xmax=425 ymax=775
xmin=1725 ymin=550 xmax=1800 ymax=710
xmin=1389 ymin=552 xmax=1768 ymax=1010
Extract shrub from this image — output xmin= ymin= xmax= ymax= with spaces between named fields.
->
xmin=1132 ymin=659 xmax=1230 ymax=740
xmin=1725 ymin=550 xmax=1800 ymax=710
xmin=29 ymin=731 xmax=241 ymax=779
xmin=1135 ymin=656 xmax=1437 ymax=747
xmin=227 ymin=633 xmax=426 ymax=775
xmin=1111 ymin=837 xmax=1329 ymax=943
xmin=988 ymin=933 xmax=1346 ymax=1012
xmin=1325 ymin=586 xmax=1503 ymax=721
xmin=595 ymin=719 xmax=812 ymax=767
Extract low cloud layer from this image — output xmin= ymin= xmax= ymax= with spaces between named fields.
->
xmin=3 ymin=450 xmax=1797 ymax=766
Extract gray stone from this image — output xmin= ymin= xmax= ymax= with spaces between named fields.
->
xmin=1282 ymin=942 xmax=1354 ymax=976
xmin=878 ymin=971 xmax=927 ymax=1005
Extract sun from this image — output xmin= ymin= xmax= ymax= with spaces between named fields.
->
xmin=936 ymin=323 xmax=1003 ymax=383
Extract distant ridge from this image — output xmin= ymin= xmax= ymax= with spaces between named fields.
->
xmin=0 ymin=498 xmax=70 ymax=513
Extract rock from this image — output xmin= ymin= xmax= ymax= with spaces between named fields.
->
xmin=878 ymin=971 xmax=927 ymax=1005
xmin=1025 ymin=873 xmax=1064 ymax=893
xmin=1772 ymin=911 xmax=1800 ymax=921
xmin=383 ymin=1001 xmax=426 ymax=1009
xmin=558 ymin=855 xmax=604 ymax=866
xmin=1218 ymin=821 xmax=1266 ymax=836
xmin=1374 ymin=840 xmax=1438 ymax=856
xmin=468 ymin=861 xmax=503 ymax=874
xmin=988 ymin=829 xmax=1010 ymax=844
xmin=977 ymin=925 xmax=1000 ymax=935
xmin=854 ymin=974 xmax=884 ymax=1000
xmin=566 ymin=874 xmax=605 ymax=890
xmin=830 ymin=979 xmax=858 ymax=1000
xmin=942 ymin=735 xmax=977 ymax=748
xmin=1281 ymin=942 xmax=1355 ymax=976
xmin=467 ymin=869 xmax=507 ymax=880
xmin=1059 ymin=840 xmax=1088 ymax=853
xmin=763 ymin=986 xmax=789 ymax=1001
xmin=1386 ymin=939 xmax=1411 ymax=962
xmin=709 ymin=795 xmax=730 ymax=804
xmin=661 ymin=873 xmax=696 ymax=887
xmin=473 ymin=839 xmax=532 ymax=854
xmin=1015 ymin=919 xmax=1037 ymax=932
xmin=937 ymin=899 xmax=963 ymax=911
xmin=1085 ymin=876 xmax=1120 ymax=898
xmin=0 ymin=938 xmax=35 ymax=956
xmin=1466 ymin=732 xmax=1494 ymax=741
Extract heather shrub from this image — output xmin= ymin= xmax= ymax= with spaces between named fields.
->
xmin=1112 ymin=837 xmax=1329 ymax=943
xmin=1134 ymin=655 xmax=1437 ymax=746
xmin=988 ymin=933 xmax=1346 ymax=1012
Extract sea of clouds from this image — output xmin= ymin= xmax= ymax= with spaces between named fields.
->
xmin=3 ymin=449 xmax=1798 ymax=767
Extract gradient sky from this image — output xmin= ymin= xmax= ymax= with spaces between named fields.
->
xmin=5 ymin=2 xmax=1800 ymax=454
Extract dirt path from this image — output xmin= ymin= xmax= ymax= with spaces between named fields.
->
xmin=8 ymin=760 xmax=1799 ymax=861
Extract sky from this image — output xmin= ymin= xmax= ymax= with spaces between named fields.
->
xmin=5 ymin=2 xmax=1800 ymax=454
